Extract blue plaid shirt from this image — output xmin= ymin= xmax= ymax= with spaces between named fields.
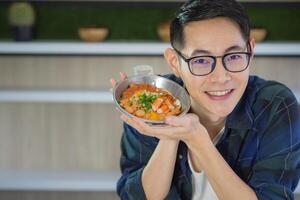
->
xmin=117 ymin=75 xmax=300 ymax=200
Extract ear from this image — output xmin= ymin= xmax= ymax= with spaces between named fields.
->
xmin=164 ymin=48 xmax=181 ymax=77
xmin=249 ymin=37 xmax=256 ymax=56
xmin=247 ymin=37 xmax=256 ymax=69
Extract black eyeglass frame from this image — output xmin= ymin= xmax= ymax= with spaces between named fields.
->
xmin=173 ymin=42 xmax=253 ymax=76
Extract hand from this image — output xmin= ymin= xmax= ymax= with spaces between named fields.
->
xmin=110 ymin=71 xmax=127 ymax=88
xmin=120 ymin=113 xmax=211 ymax=146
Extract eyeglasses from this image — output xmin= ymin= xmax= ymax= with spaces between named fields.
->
xmin=173 ymin=44 xmax=252 ymax=76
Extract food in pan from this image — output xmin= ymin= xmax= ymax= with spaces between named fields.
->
xmin=119 ymin=83 xmax=182 ymax=121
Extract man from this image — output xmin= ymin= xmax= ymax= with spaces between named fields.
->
xmin=113 ymin=0 xmax=300 ymax=199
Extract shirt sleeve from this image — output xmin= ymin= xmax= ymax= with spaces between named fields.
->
xmin=116 ymin=123 xmax=186 ymax=200
xmin=116 ymin=123 xmax=156 ymax=200
xmin=248 ymin=92 xmax=300 ymax=199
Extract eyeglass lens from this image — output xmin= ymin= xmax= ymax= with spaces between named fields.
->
xmin=189 ymin=53 xmax=249 ymax=75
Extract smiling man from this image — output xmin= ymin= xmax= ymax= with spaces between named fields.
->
xmin=115 ymin=0 xmax=300 ymax=199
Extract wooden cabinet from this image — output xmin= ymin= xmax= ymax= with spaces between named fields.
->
xmin=0 ymin=41 xmax=299 ymax=199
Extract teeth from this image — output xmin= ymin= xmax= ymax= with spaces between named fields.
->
xmin=206 ymin=89 xmax=231 ymax=96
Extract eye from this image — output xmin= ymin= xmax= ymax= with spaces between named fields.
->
xmin=227 ymin=54 xmax=242 ymax=61
xmin=192 ymin=57 xmax=210 ymax=65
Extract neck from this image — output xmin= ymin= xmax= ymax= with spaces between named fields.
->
xmin=190 ymin=99 xmax=226 ymax=139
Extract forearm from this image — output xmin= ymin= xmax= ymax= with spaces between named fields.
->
xmin=142 ymin=139 xmax=179 ymax=200
xmin=188 ymin=140 xmax=258 ymax=200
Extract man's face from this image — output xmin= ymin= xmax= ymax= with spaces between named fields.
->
xmin=175 ymin=17 xmax=252 ymax=120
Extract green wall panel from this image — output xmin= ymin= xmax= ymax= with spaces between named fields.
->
xmin=247 ymin=8 xmax=300 ymax=41
xmin=0 ymin=4 xmax=299 ymax=41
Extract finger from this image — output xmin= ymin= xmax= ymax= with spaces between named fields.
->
xmin=166 ymin=114 xmax=200 ymax=129
xmin=130 ymin=117 xmax=156 ymax=135
xmin=120 ymin=114 xmax=137 ymax=129
xmin=110 ymin=78 xmax=117 ymax=87
xmin=120 ymin=114 xmax=126 ymax=120
xmin=151 ymin=123 xmax=169 ymax=128
xmin=165 ymin=116 xmax=185 ymax=127
xmin=132 ymin=117 xmax=187 ymax=138
xmin=131 ymin=117 xmax=172 ymax=130
xmin=154 ymin=126 xmax=188 ymax=140
xmin=119 ymin=72 xmax=127 ymax=81
xmin=121 ymin=115 xmax=189 ymax=140
xmin=121 ymin=115 xmax=157 ymax=137
xmin=120 ymin=114 xmax=133 ymax=123
xmin=126 ymin=116 xmax=168 ymax=138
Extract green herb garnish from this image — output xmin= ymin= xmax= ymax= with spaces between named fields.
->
xmin=139 ymin=91 xmax=157 ymax=112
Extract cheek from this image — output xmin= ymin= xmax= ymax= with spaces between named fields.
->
xmin=237 ymin=70 xmax=249 ymax=86
xmin=233 ymin=72 xmax=249 ymax=98
xmin=177 ymin=66 xmax=194 ymax=86
xmin=183 ymin=77 xmax=207 ymax=100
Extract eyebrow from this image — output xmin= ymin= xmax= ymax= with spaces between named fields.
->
xmin=190 ymin=45 xmax=246 ymax=57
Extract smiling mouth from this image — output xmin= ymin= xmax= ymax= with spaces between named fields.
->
xmin=205 ymin=89 xmax=233 ymax=96
xmin=204 ymin=89 xmax=235 ymax=100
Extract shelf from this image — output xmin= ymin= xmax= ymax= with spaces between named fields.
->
xmin=0 ymin=42 xmax=167 ymax=56
xmin=0 ymin=41 xmax=300 ymax=56
xmin=0 ymin=89 xmax=113 ymax=103
xmin=0 ymin=169 xmax=299 ymax=193
xmin=0 ymin=170 xmax=120 ymax=192
xmin=0 ymin=88 xmax=299 ymax=103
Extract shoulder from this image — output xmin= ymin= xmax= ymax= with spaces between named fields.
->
xmin=227 ymin=75 xmax=299 ymax=132
xmin=243 ymin=76 xmax=299 ymax=139
xmin=246 ymin=76 xmax=298 ymax=114
xmin=161 ymin=73 xmax=184 ymax=86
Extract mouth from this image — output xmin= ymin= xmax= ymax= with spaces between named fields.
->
xmin=205 ymin=89 xmax=234 ymax=100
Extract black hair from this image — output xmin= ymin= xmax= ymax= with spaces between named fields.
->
xmin=170 ymin=0 xmax=251 ymax=50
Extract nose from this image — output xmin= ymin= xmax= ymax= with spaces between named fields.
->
xmin=208 ymin=58 xmax=231 ymax=83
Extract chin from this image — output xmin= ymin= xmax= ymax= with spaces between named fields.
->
xmin=211 ymin=105 xmax=235 ymax=118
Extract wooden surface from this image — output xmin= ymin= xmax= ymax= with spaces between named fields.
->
xmin=251 ymin=56 xmax=300 ymax=89
xmin=0 ymin=103 xmax=122 ymax=170
xmin=0 ymin=55 xmax=299 ymax=171
xmin=0 ymin=56 xmax=299 ymax=88
xmin=0 ymin=56 xmax=171 ymax=88
xmin=0 ymin=55 xmax=172 ymax=172
xmin=0 ymin=55 xmax=299 ymax=199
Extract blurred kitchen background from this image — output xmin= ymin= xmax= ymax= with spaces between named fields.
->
xmin=0 ymin=0 xmax=299 ymax=199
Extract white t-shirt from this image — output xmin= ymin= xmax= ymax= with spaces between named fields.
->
xmin=188 ymin=127 xmax=225 ymax=200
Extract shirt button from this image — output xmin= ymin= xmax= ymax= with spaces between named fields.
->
xmin=178 ymin=154 xmax=183 ymax=159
